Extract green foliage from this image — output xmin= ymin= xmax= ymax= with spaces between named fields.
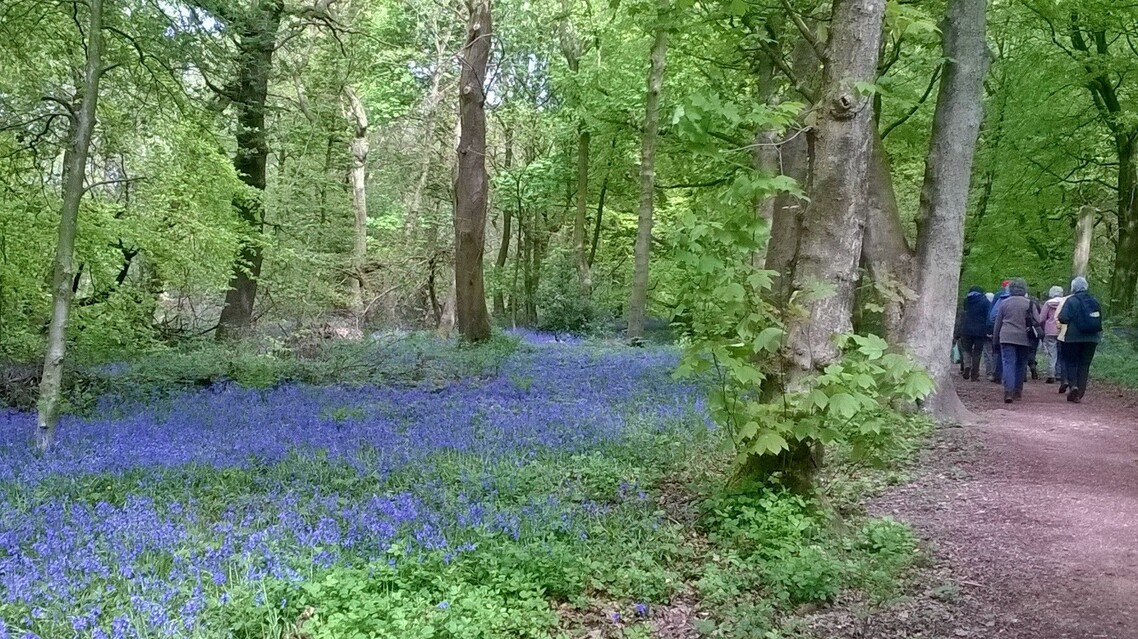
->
xmin=1092 ymin=330 xmax=1138 ymax=388
xmin=672 ymin=203 xmax=935 ymax=477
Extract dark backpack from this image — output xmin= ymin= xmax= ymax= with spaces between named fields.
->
xmin=1073 ymin=293 xmax=1104 ymax=334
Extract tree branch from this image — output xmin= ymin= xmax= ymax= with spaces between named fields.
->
xmin=880 ymin=64 xmax=942 ymax=139
xmin=780 ymin=0 xmax=825 ymax=61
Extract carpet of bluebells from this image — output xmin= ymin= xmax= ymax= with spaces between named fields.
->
xmin=0 ymin=334 xmax=709 ymax=638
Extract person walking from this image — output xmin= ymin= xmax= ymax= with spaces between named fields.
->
xmin=993 ymin=278 xmax=1038 ymax=403
xmin=956 ymin=286 xmax=991 ymax=381
xmin=1038 ymin=285 xmax=1064 ymax=383
xmin=982 ymin=292 xmax=996 ymax=379
xmin=987 ymin=280 xmax=1011 ymax=382
xmin=1057 ymin=276 xmax=1103 ymax=403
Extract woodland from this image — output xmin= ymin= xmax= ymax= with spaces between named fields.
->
xmin=1 ymin=0 xmax=1138 ymax=637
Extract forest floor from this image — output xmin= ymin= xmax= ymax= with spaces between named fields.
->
xmin=804 ymin=377 xmax=1138 ymax=638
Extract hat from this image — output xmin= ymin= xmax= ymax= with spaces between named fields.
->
xmin=1001 ymin=279 xmax=1010 ymax=288
xmin=1071 ymin=276 xmax=1089 ymax=293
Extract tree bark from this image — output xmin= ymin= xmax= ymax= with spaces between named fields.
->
xmin=627 ymin=16 xmax=668 ymax=342
xmin=37 ymin=0 xmax=106 ymax=452
xmin=573 ymin=126 xmax=592 ymax=298
xmin=493 ymin=130 xmax=514 ymax=317
xmin=216 ymin=1 xmax=285 ymax=340
xmin=782 ymin=0 xmax=887 ymax=382
xmin=344 ymin=86 xmax=370 ymax=312
xmin=1074 ymin=205 xmax=1095 ymax=279
xmin=862 ymin=132 xmax=912 ymax=342
xmin=900 ymin=0 xmax=989 ymax=422
xmin=1110 ymin=140 xmax=1138 ymax=311
xmin=589 ymin=138 xmax=616 ymax=267
xmin=453 ymin=0 xmax=494 ymax=342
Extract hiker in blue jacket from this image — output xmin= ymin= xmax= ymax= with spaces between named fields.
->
xmin=1057 ymin=276 xmax=1103 ymax=403
xmin=956 ymin=286 xmax=991 ymax=381
xmin=986 ymin=280 xmax=1011 ymax=382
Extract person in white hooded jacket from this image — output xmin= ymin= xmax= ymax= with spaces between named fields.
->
xmin=1037 ymin=285 xmax=1065 ymax=383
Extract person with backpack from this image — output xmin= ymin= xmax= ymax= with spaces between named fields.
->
xmin=1057 ymin=276 xmax=1103 ymax=403
xmin=987 ymin=280 xmax=1011 ymax=382
xmin=1038 ymin=285 xmax=1065 ymax=383
xmin=993 ymin=278 xmax=1039 ymax=403
xmin=956 ymin=286 xmax=991 ymax=381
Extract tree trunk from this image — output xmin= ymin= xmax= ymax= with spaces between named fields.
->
xmin=37 ymin=0 xmax=106 ymax=452
xmin=1110 ymin=142 xmax=1138 ymax=312
xmin=573 ymin=126 xmax=592 ymax=298
xmin=627 ymin=17 xmax=667 ymax=342
xmin=862 ymin=132 xmax=912 ymax=342
xmin=783 ymin=0 xmax=887 ymax=382
xmin=493 ymin=131 xmax=514 ymax=317
xmin=344 ymin=86 xmax=370 ymax=312
xmin=900 ymin=0 xmax=989 ymax=422
xmin=216 ymin=1 xmax=284 ymax=340
xmin=1074 ymin=205 xmax=1095 ymax=279
xmin=453 ymin=0 xmax=494 ymax=342
xmin=589 ymin=139 xmax=615 ymax=268
xmin=403 ymin=38 xmax=450 ymax=238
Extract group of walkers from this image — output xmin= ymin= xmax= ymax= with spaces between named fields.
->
xmin=955 ymin=276 xmax=1104 ymax=404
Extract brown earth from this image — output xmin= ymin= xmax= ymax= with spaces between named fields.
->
xmin=807 ymin=377 xmax=1138 ymax=639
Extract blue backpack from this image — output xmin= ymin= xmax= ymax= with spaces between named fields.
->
xmin=1072 ymin=293 xmax=1104 ymax=334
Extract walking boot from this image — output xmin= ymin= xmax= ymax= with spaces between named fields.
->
xmin=1012 ymin=389 xmax=1022 ymax=400
xmin=1004 ymin=392 xmax=1014 ymax=404
xmin=1058 ymin=382 xmax=1068 ymax=394
xmin=1030 ymin=366 xmax=1039 ymax=381
xmin=1046 ymin=377 xmax=1055 ymax=384
xmin=1067 ymin=388 xmax=1080 ymax=403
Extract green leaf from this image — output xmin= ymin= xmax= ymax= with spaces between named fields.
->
xmin=754 ymin=326 xmax=783 ymax=353
xmin=749 ymin=430 xmax=789 ymax=455
xmin=828 ymin=392 xmax=859 ymax=419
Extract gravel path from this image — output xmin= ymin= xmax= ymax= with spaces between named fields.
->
xmin=807 ymin=378 xmax=1138 ymax=638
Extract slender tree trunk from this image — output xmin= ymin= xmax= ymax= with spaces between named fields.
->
xmin=573 ymin=127 xmax=592 ymax=298
xmin=217 ymin=1 xmax=284 ymax=340
xmin=628 ymin=17 xmax=668 ymax=342
xmin=493 ymin=132 xmax=514 ymax=317
xmin=453 ymin=0 xmax=493 ymax=342
xmin=404 ymin=42 xmax=449 ymax=238
xmin=783 ymin=0 xmax=887 ymax=382
xmin=344 ymin=86 xmax=370 ymax=312
xmin=589 ymin=139 xmax=615 ymax=267
xmin=37 ymin=0 xmax=106 ymax=452
xmin=900 ymin=0 xmax=989 ymax=422
xmin=1074 ymin=205 xmax=1095 ymax=278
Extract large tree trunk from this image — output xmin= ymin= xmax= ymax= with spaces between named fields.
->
xmin=1110 ymin=142 xmax=1138 ymax=312
xmin=783 ymin=0 xmax=886 ymax=380
xmin=344 ymin=86 xmax=370 ymax=312
xmin=453 ymin=0 xmax=493 ymax=342
xmin=37 ymin=0 xmax=106 ymax=452
xmin=862 ymin=132 xmax=912 ymax=342
xmin=589 ymin=138 xmax=616 ymax=267
xmin=627 ymin=18 xmax=667 ymax=342
xmin=1074 ymin=205 xmax=1095 ymax=279
xmin=216 ymin=1 xmax=284 ymax=340
xmin=900 ymin=0 xmax=989 ymax=422
xmin=403 ymin=32 xmax=451 ymax=239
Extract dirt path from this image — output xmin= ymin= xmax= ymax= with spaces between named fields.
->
xmin=808 ymin=378 xmax=1138 ymax=639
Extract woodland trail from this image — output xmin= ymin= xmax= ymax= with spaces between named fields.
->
xmin=808 ymin=377 xmax=1138 ymax=639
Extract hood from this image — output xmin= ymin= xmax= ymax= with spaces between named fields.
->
xmin=1044 ymin=297 xmax=1062 ymax=308
xmin=967 ymin=290 xmax=985 ymax=299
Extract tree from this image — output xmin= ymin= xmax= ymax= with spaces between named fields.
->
xmin=900 ymin=0 xmax=991 ymax=419
xmin=344 ymin=86 xmax=370 ymax=312
xmin=37 ymin=0 xmax=109 ymax=451
xmin=189 ymin=0 xmax=287 ymax=339
xmin=453 ymin=0 xmax=494 ymax=342
xmin=627 ymin=6 xmax=668 ymax=342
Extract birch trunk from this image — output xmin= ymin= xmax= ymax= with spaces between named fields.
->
xmin=627 ymin=17 xmax=667 ymax=342
xmin=1074 ymin=205 xmax=1095 ymax=279
xmin=38 ymin=0 xmax=106 ymax=452
xmin=900 ymin=0 xmax=990 ymax=422
xmin=453 ymin=0 xmax=493 ymax=342
xmin=344 ymin=86 xmax=370 ymax=312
